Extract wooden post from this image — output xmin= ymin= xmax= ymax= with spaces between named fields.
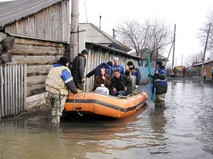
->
xmin=202 ymin=23 xmax=211 ymax=75
xmin=70 ymin=0 xmax=79 ymax=61
xmin=172 ymin=24 xmax=176 ymax=69
xmin=99 ymin=16 xmax=102 ymax=30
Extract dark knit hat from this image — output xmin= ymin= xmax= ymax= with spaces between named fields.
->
xmin=157 ymin=61 xmax=163 ymax=67
xmin=59 ymin=56 xmax=69 ymax=65
xmin=127 ymin=61 xmax=133 ymax=66
xmin=81 ymin=49 xmax=88 ymax=55
xmin=107 ymin=61 xmax=113 ymax=67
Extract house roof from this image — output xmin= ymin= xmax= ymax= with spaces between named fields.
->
xmin=86 ymin=42 xmax=142 ymax=60
xmin=0 ymin=0 xmax=62 ymax=28
xmin=192 ymin=59 xmax=213 ymax=67
xmin=128 ymin=49 xmax=168 ymax=60
xmin=79 ymin=23 xmax=131 ymax=52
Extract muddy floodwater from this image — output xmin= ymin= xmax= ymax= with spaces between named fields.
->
xmin=0 ymin=80 xmax=213 ymax=159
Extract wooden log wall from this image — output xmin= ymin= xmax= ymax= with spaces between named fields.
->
xmin=0 ymin=64 xmax=27 ymax=118
xmin=10 ymin=37 xmax=65 ymax=97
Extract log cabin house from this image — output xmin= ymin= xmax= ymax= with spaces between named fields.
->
xmin=192 ymin=59 xmax=213 ymax=77
xmin=0 ymin=0 xmax=70 ymax=110
xmin=0 ymin=0 xmax=142 ymax=113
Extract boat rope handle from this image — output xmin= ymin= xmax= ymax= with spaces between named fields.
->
xmin=73 ymin=94 xmax=83 ymax=116
xmin=117 ymin=94 xmax=128 ymax=99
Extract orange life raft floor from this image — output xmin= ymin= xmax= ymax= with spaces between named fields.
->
xmin=65 ymin=92 xmax=148 ymax=119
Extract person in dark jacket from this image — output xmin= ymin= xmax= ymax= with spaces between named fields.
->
xmin=151 ymin=61 xmax=167 ymax=109
xmin=110 ymin=69 xmax=132 ymax=96
xmin=86 ymin=61 xmax=113 ymax=78
xmin=70 ymin=49 xmax=88 ymax=90
xmin=124 ymin=61 xmax=141 ymax=94
xmin=46 ymin=57 xmax=78 ymax=123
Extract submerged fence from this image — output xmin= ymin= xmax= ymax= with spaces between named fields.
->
xmin=0 ymin=64 xmax=27 ymax=119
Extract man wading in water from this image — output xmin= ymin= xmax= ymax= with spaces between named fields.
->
xmin=46 ymin=57 xmax=78 ymax=123
xmin=149 ymin=61 xmax=168 ymax=109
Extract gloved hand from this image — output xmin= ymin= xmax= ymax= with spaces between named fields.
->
xmin=77 ymin=89 xmax=82 ymax=93
xmin=148 ymin=74 xmax=153 ymax=78
xmin=135 ymin=85 xmax=138 ymax=89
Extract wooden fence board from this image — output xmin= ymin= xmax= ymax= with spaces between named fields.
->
xmin=0 ymin=64 xmax=27 ymax=118
xmin=0 ymin=66 xmax=3 ymax=118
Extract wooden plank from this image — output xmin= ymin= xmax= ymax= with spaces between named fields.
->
xmin=15 ymin=64 xmax=18 ymax=114
xmin=27 ymin=92 xmax=47 ymax=103
xmin=20 ymin=65 xmax=24 ymax=111
xmin=26 ymin=93 xmax=47 ymax=109
xmin=23 ymin=64 xmax=27 ymax=110
xmin=18 ymin=64 xmax=21 ymax=113
xmin=27 ymin=65 xmax=52 ymax=76
xmin=11 ymin=55 xmax=61 ymax=65
xmin=10 ymin=44 xmax=64 ymax=55
xmin=10 ymin=65 xmax=13 ymax=115
xmin=5 ymin=65 xmax=8 ymax=116
xmin=27 ymin=75 xmax=47 ymax=86
xmin=9 ymin=65 xmax=12 ymax=115
xmin=27 ymin=84 xmax=46 ymax=97
xmin=0 ymin=66 xmax=3 ymax=118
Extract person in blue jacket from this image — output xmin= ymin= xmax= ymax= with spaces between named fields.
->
xmin=112 ymin=57 xmax=124 ymax=75
xmin=85 ymin=61 xmax=113 ymax=78
xmin=149 ymin=61 xmax=167 ymax=109
xmin=46 ymin=57 xmax=78 ymax=123
xmin=211 ymin=67 xmax=213 ymax=80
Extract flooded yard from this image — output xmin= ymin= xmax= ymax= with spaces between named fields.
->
xmin=0 ymin=80 xmax=213 ymax=159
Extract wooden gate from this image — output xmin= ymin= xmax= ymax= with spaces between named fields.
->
xmin=0 ymin=64 xmax=27 ymax=119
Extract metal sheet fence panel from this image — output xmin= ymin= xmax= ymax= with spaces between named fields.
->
xmin=0 ymin=64 xmax=27 ymax=119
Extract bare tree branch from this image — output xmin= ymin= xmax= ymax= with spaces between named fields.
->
xmin=116 ymin=19 xmax=172 ymax=58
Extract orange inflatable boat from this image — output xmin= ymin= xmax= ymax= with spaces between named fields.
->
xmin=64 ymin=92 xmax=148 ymax=119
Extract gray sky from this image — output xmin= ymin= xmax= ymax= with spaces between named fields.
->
xmin=79 ymin=0 xmax=213 ymax=66
xmin=1 ymin=0 xmax=212 ymax=66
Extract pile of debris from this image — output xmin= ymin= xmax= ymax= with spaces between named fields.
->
xmin=0 ymin=30 xmax=15 ymax=64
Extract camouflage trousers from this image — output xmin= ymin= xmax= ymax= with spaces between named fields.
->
xmin=48 ymin=92 xmax=67 ymax=123
xmin=155 ymin=94 xmax=166 ymax=109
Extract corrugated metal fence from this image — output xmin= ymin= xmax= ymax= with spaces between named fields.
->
xmin=0 ymin=64 xmax=27 ymax=119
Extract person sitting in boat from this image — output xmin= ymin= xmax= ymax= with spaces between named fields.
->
xmin=110 ymin=69 xmax=132 ymax=96
xmin=85 ymin=61 xmax=113 ymax=78
xmin=94 ymin=67 xmax=111 ymax=91
xmin=112 ymin=57 xmax=125 ymax=75
xmin=124 ymin=61 xmax=141 ymax=94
